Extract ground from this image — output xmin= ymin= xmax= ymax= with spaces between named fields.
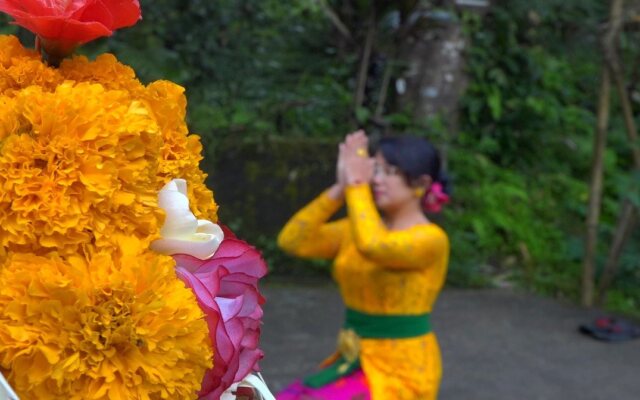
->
xmin=259 ymin=284 xmax=640 ymax=400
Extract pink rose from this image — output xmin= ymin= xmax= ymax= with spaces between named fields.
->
xmin=0 ymin=0 xmax=141 ymax=58
xmin=174 ymin=227 xmax=267 ymax=399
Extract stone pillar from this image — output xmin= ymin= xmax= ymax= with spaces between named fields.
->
xmin=394 ymin=1 xmax=490 ymax=166
xmin=396 ymin=12 xmax=467 ymax=129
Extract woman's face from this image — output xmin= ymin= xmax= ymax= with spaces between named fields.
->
xmin=371 ymin=152 xmax=417 ymax=213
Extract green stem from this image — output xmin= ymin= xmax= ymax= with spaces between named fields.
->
xmin=39 ymin=37 xmax=77 ymax=67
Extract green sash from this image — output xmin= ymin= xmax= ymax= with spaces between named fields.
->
xmin=304 ymin=308 xmax=432 ymax=388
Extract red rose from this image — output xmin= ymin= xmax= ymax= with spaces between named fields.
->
xmin=174 ymin=229 xmax=268 ymax=400
xmin=0 ymin=0 xmax=141 ymax=50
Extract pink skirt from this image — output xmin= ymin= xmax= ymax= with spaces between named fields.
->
xmin=276 ymin=369 xmax=370 ymax=400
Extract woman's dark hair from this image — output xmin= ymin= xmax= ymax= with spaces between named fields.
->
xmin=374 ymin=136 xmax=451 ymax=194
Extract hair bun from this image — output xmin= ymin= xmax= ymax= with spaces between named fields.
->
xmin=435 ymin=170 xmax=452 ymax=196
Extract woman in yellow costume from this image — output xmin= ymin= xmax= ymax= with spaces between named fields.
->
xmin=276 ymin=131 xmax=450 ymax=400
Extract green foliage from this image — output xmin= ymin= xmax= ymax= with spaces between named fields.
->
xmin=460 ymin=7 xmax=600 ymax=170
xmin=0 ymin=14 xmax=14 ymax=34
xmin=442 ymin=4 xmax=603 ymax=288
xmin=446 ymin=151 xmax=568 ymax=266
xmin=83 ymin=0 xmax=355 ymax=141
xmin=449 ymin=0 xmax=640 ymax=312
xmin=0 ymin=14 xmax=32 ymax=41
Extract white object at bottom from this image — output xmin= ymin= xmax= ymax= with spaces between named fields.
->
xmin=0 ymin=372 xmax=19 ymax=400
xmin=220 ymin=373 xmax=275 ymax=400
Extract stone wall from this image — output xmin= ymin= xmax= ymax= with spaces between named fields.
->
xmin=203 ymin=138 xmax=339 ymax=240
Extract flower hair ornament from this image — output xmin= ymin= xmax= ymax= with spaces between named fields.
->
xmin=422 ymin=182 xmax=450 ymax=213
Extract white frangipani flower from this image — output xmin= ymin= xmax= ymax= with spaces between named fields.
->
xmin=151 ymin=179 xmax=224 ymax=259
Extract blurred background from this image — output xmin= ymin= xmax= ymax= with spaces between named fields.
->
xmin=2 ymin=0 xmax=638 ymax=315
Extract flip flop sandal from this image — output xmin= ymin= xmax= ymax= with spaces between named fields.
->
xmin=579 ymin=317 xmax=640 ymax=342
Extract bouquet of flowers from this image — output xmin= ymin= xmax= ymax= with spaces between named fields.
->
xmin=0 ymin=1 xmax=273 ymax=399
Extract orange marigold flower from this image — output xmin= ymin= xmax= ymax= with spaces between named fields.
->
xmin=0 ymin=36 xmax=62 ymax=95
xmin=0 ymin=35 xmax=219 ymax=254
xmin=0 ymin=242 xmax=213 ymax=400
xmin=0 ymin=35 xmax=36 ymax=67
xmin=60 ymin=52 xmax=218 ymax=222
xmin=144 ymin=81 xmax=218 ymax=222
xmin=59 ymin=53 xmax=144 ymax=94
xmin=0 ymin=82 xmax=163 ymax=256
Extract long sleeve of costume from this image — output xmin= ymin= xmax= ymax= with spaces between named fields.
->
xmin=277 ymin=190 xmax=347 ymax=260
xmin=345 ymin=184 xmax=446 ymax=269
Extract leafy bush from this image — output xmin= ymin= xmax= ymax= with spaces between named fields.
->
xmin=84 ymin=0 xmax=355 ymax=141
xmin=447 ymin=1 xmax=640 ymax=312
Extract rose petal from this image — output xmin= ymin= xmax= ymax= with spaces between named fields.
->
xmin=170 ymin=236 xmax=266 ymax=398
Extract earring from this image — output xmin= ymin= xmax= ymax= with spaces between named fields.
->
xmin=414 ymin=188 xmax=425 ymax=198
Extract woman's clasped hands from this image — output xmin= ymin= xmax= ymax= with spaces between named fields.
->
xmin=337 ymin=130 xmax=374 ymax=187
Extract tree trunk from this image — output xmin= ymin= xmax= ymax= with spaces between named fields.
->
xmin=596 ymin=200 xmax=637 ymax=305
xmin=581 ymin=0 xmax=625 ymax=307
xmin=593 ymin=0 xmax=640 ymax=305
xmin=606 ymin=39 xmax=640 ymax=170
xmin=354 ymin=9 xmax=376 ymax=112
xmin=395 ymin=8 xmax=469 ymax=169
xmin=316 ymin=0 xmax=353 ymax=43
xmin=582 ymin=67 xmax=612 ymax=307
xmin=375 ymin=56 xmax=396 ymax=120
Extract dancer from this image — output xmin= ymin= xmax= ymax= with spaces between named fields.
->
xmin=277 ymin=131 xmax=450 ymax=400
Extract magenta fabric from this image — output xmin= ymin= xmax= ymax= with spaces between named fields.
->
xmin=276 ymin=369 xmax=370 ymax=400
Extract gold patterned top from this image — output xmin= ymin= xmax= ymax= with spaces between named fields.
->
xmin=278 ymin=184 xmax=449 ymax=315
